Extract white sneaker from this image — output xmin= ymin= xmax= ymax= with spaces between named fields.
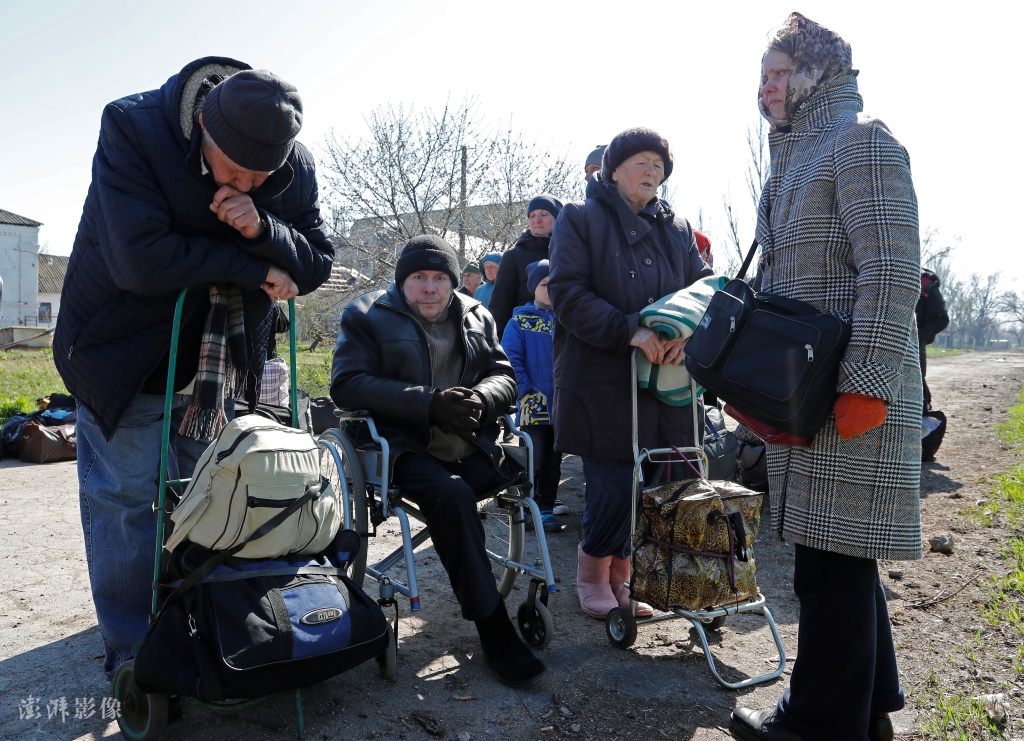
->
xmin=552 ymin=499 xmax=569 ymax=515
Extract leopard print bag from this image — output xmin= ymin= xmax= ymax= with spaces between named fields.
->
xmin=631 ymin=478 xmax=763 ymax=613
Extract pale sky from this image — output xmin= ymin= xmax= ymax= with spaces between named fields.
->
xmin=1 ymin=0 xmax=1020 ymax=287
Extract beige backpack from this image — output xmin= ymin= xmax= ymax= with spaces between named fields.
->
xmin=166 ymin=415 xmax=339 ymax=559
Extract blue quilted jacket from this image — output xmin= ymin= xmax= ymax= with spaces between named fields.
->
xmin=54 ymin=57 xmax=334 ymax=439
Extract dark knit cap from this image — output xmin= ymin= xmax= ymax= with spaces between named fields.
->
xmin=526 ymin=193 xmax=563 ymax=218
xmin=601 ymin=127 xmax=674 ymax=183
xmin=202 ymin=70 xmax=303 ymax=172
xmin=526 ymin=259 xmax=550 ymax=295
xmin=395 ymin=235 xmax=460 ymax=286
xmin=462 ymin=261 xmax=480 ymax=274
xmin=585 ymin=145 xmax=606 ymax=169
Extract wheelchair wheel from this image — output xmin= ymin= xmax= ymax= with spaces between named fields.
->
xmin=318 ymin=428 xmax=368 ymax=585
xmin=479 ymin=487 xmax=525 ymax=598
xmin=113 ymin=660 xmax=168 ymax=740
xmin=517 ymin=599 xmax=553 ymax=648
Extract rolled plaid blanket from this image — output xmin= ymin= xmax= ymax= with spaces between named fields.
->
xmin=636 ymin=275 xmax=727 ymax=406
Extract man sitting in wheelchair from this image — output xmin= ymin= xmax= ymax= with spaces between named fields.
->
xmin=330 ymin=235 xmax=545 ymax=686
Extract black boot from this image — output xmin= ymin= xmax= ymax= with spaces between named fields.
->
xmin=868 ymin=713 xmax=893 ymax=741
xmin=474 ymin=601 xmax=545 ymax=686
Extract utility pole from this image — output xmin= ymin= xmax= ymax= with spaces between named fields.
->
xmin=459 ymin=145 xmax=467 ymax=264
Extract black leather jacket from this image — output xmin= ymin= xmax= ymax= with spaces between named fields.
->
xmin=330 ymin=285 xmax=516 ymax=472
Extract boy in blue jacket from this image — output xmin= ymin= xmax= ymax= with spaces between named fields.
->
xmin=501 ymin=260 xmax=565 ymax=533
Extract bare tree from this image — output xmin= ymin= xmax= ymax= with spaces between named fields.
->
xmin=469 ymin=124 xmax=582 ymax=259
xmin=318 ymin=98 xmax=488 ymax=285
xmin=720 ymin=120 xmax=770 ymax=275
xmin=945 ymin=271 xmax=1001 ymax=348
xmin=318 ymin=100 xmax=588 ymax=288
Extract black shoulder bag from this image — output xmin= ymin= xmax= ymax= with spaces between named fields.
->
xmin=683 ymin=240 xmax=851 ymax=439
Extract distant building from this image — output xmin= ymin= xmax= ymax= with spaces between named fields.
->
xmin=37 ymin=254 xmax=69 ymax=328
xmin=0 ymin=208 xmax=44 ymax=327
xmin=346 ymin=200 xmax=529 ymax=268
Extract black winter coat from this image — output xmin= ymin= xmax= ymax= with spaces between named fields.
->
xmin=487 ymin=230 xmax=550 ymax=333
xmin=54 ymin=57 xmax=335 ymax=439
xmin=331 ymin=286 xmax=517 ymax=475
xmin=548 ymin=178 xmax=713 ymax=462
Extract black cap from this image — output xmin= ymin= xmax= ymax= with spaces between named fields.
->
xmin=202 ymin=69 xmax=303 ymax=171
xmin=395 ymin=235 xmax=460 ymax=286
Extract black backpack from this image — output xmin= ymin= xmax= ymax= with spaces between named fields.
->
xmin=134 ymin=525 xmax=389 ymax=700
xmin=922 ymin=410 xmax=947 ymax=462
xmin=703 ymin=406 xmax=738 ymax=481
xmin=733 ymin=423 xmax=769 ymax=493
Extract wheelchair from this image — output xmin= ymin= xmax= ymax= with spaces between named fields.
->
xmin=316 ymin=409 xmax=558 ymax=653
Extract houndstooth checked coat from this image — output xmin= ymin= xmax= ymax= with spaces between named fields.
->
xmin=756 ymin=74 xmax=923 ymax=561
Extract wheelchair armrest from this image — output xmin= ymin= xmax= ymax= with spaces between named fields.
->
xmin=335 ymin=408 xmax=370 ymax=421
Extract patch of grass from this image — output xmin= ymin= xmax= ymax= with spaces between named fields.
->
xmin=914 ymin=387 xmax=1024 ymax=736
xmin=914 ymin=674 xmax=1006 ymax=740
xmin=279 ymin=341 xmax=332 ymax=398
xmin=0 ymin=348 xmax=68 ymax=420
xmin=927 ymin=347 xmax=970 ymax=358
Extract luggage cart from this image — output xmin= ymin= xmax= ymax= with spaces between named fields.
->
xmin=603 ymin=351 xmax=786 ymax=690
xmin=112 ymin=290 xmax=387 ymax=740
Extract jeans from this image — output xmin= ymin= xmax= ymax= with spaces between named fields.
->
xmin=77 ymin=393 xmax=213 ymax=678
xmin=522 ymin=425 xmax=561 ymax=511
xmin=775 ymin=544 xmax=904 ymax=740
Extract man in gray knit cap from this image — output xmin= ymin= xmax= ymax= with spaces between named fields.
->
xmin=331 ymin=234 xmax=545 ymax=686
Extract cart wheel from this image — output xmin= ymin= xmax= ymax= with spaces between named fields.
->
xmin=113 ymin=660 xmax=169 ymax=740
xmin=605 ymin=607 xmax=638 ymax=649
xmin=517 ymin=600 xmax=553 ymax=649
xmin=702 ymin=615 xmax=727 ymax=632
xmin=377 ymin=621 xmax=397 ymax=680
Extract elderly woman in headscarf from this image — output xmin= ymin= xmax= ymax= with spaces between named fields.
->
xmin=548 ymin=127 xmax=713 ymax=621
xmin=729 ymin=13 xmax=922 ymax=741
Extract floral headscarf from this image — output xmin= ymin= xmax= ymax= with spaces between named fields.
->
xmin=759 ymin=12 xmax=853 ymax=127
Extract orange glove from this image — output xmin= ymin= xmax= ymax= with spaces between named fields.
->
xmin=833 ymin=393 xmax=887 ymax=440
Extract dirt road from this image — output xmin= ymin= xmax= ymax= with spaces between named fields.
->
xmin=1 ymin=350 xmax=1022 ymax=740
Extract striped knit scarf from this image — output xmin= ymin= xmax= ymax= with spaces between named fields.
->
xmin=179 ymin=285 xmax=247 ymax=440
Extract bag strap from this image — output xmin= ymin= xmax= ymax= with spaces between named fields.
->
xmin=152 ymin=477 xmax=328 ymax=623
xmin=735 ymin=239 xmax=759 ymax=281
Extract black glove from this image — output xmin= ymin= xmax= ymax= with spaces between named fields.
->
xmin=429 ymin=387 xmax=485 ymax=432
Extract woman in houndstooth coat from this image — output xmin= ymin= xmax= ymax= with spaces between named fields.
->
xmin=730 ymin=13 xmax=922 ymax=741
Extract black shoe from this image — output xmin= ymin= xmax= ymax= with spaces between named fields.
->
xmin=868 ymin=713 xmax=893 ymax=741
xmin=475 ymin=602 xmax=545 ymax=686
xmin=730 ymin=707 xmax=806 ymax=741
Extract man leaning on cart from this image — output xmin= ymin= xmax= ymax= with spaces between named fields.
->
xmin=53 ymin=57 xmax=335 ymax=681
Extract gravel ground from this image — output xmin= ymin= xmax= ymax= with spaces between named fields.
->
xmin=1 ymin=350 xmax=1022 ymax=740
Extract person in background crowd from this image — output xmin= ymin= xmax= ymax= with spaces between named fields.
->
xmin=458 ymin=261 xmax=482 ymax=297
xmin=501 ymin=259 xmax=565 ymax=533
xmin=548 ymin=127 xmax=713 ymax=622
xmin=331 ymin=235 xmax=544 ymax=687
xmin=487 ymin=194 xmax=563 ymax=333
xmin=54 ymin=59 xmax=335 ymax=680
xmin=694 ymin=229 xmax=713 ymax=268
xmin=474 ymin=253 xmax=501 ymax=308
xmin=584 ymin=145 xmax=606 ymax=181
xmin=916 ymin=269 xmax=949 ymax=413
xmin=729 ymin=13 xmax=921 ymax=741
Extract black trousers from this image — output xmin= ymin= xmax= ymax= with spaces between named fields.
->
xmin=522 ymin=424 xmax=561 ymax=511
xmin=392 ymin=449 xmax=512 ymax=621
xmin=776 ymin=544 xmax=904 ymax=741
